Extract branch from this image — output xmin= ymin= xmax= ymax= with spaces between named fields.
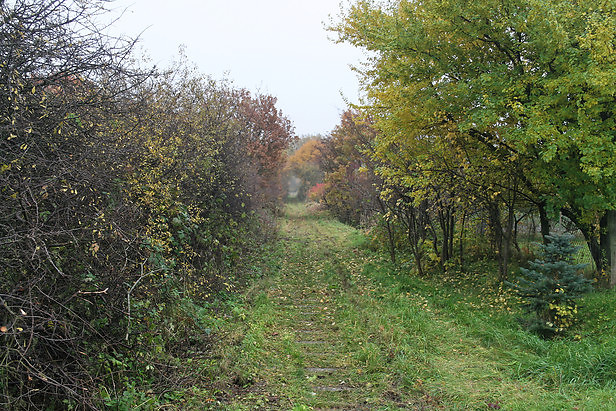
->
xmin=125 ymin=263 xmax=163 ymax=341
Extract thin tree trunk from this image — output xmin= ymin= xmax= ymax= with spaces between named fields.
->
xmin=459 ymin=210 xmax=466 ymax=272
xmin=386 ymin=219 xmax=396 ymax=264
xmin=488 ymin=202 xmax=505 ymax=279
xmin=437 ymin=206 xmax=447 ymax=269
xmin=432 ymin=225 xmax=443 ymax=272
xmin=376 ymin=197 xmax=396 ymax=264
xmin=409 ymin=221 xmax=425 ymax=277
xmin=448 ymin=209 xmax=455 ymax=262
xmin=607 ymin=210 xmax=616 ymax=288
xmin=538 ymin=202 xmax=550 ymax=243
xmin=513 ymin=213 xmax=523 ymax=254
xmin=501 ymin=201 xmax=516 ymax=282
xmin=441 ymin=208 xmax=449 ymax=263
xmin=600 ymin=213 xmax=610 ymax=275
xmin=562 ymin=207 xmax=602 ymax=275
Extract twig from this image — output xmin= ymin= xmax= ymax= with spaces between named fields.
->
xmin=75 ymin=288 xmax=108 ymax=295
xmin=0 ymin=295 xmax=16 ymax=316
xmin=42 ymin=242 xmax=68 ymax=277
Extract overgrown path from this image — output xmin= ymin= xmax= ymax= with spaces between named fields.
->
xmin=212 ymin=204 xmax=610 ymax=410
xmin=216 ymin=204 xmax=418 ymax=409
xmin=272 ymin=212 xmax=360 ymax=405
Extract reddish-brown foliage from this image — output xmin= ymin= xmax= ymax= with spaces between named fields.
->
xmin=237 ymin=92 xmax=297 ymax=208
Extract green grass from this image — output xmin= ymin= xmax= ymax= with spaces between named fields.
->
xmin=359 ymin=260 xmax=616 ymax=408
xmin=193 ymin=203 xmax=616 ymax=409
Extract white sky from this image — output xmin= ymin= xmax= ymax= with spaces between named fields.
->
xmin=107 ymin=0 xmax=365 ymax=137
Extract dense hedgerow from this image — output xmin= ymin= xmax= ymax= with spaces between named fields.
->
xmin=0 ymin=1 xmax=295 ymax=408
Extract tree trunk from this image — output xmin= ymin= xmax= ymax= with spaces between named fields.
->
xmin=600 ymin=213 xmax=610 ymax=275
xmin=561 ymin=207 xmax=603 ymax=275
xmin=538 ymin=202 xmax=550 ymax=243
xmin=386 ymin=219 xmax=396 ymax=264
xmin=441 ymin=210 xmax=449 ymax=262
xmin=607 ymin=210 xmax=616 ymax=288
xmin=488 ymin=202 xmax=506 ymax=280
xmin=513 ymin=213 xmax=524 ymax=254
xmin=437 ymin=204 xmax=455 ymax=267
xmin=376 ymin=197 xmax=396 ymax=264
xmin=433 ymin=228 xmax=443 ymax=272
xmin=409 ymin=224 xmax=425 ymax=277
xmin=589 ymin=237 xmax=603 ymax=274
xmin=501 ymin=201 xmax=516 ymax=282
xmin=448 ymin=210 xmax=455 ymax=262
xmin=459 ymin=211 xmax=466 ymax=272
xmin=400 ymin=205 xmax=425 ymax=277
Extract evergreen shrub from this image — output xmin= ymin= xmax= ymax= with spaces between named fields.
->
xmin=511 ymin=234 xmax=593 ymax=337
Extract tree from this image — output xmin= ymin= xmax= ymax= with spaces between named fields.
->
xmin=320 ymin=110 xmax=380 ymax=227
xmin=333 ymin=0 xmax=616 ymax=283
xmin=285 ymin=136 xmax=324 ymax=201
xmin=236 ymin=92 xmax=297 ymax=210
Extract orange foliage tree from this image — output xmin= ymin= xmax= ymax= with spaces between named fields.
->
xmin=285 ymin=137 xmax=324 ymax=200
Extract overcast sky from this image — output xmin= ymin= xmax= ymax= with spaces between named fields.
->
xmin=108 ymin=0 xmax=365 ymax=137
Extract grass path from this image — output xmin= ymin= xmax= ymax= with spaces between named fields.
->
xmin=207 ymin=203 xmax=615 ymax=410
xmin=213 ymin=204 xmax=418 ymax=409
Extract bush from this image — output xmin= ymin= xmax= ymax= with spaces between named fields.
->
xmin=307 ymin=183 xmax=326 ymax=202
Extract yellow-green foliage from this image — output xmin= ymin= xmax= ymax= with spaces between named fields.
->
xmin=332 ymin=0 xmax=616 ymax=279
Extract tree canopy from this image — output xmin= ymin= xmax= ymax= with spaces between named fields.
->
xmin=332 ymin=0 xmax=616 ymax=280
